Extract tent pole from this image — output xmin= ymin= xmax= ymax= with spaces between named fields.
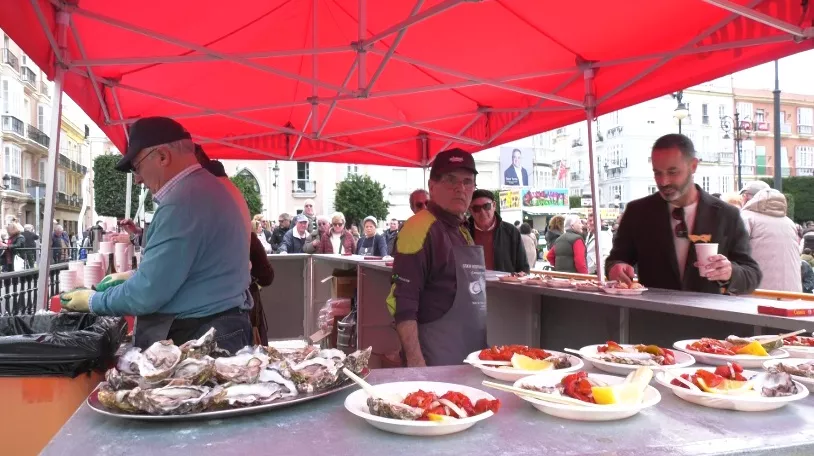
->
xmin=125 ymin=174 xmax=133 ymax=220
xmin=357 ymin=0 xmax=367 ymax=91
xmin=583 ymin=68 xmax=603 ymax=283
xmin=311 ymin=0 xmax=319 ymax=136
xmin=36 ymin=9 xmax=71 ymax=311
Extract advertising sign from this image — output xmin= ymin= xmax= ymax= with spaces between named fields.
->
xmin=521 ymin=188 xmax=569 ymax=211
xmin=499 ymin=190 xmax=521 ymax=211
xmin=500 ymin=146 xmax=534 ymax=188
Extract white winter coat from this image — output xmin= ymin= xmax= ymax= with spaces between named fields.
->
xmin=741 ymin=189 xmax=801 ymax=292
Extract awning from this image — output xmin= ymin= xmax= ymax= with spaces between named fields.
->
xmin=2 ymin=0 xmax=812 ymax=166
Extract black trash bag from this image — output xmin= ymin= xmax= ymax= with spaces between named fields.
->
xmin=0 ymin=312 xmax=126 ymax=378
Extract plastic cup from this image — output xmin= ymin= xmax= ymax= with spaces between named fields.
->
xmin=695 ymin=243 xmax=719 ymax=277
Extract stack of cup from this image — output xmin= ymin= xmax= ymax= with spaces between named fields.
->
xmin=68 ymin=261 xmax=85 ymax=280
xmin=99 ymin=241 xmax=114 ymax=255
xmin=59 ymin=270 xmax=77 ymax=293
xmin=114 ymin=242 xmax=131 ymax=273
xmin=84 ymin=258 xmax=105 ymax=288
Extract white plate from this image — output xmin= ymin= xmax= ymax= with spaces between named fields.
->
xmin=673 ymin=339 xmax=789 ymax=367
xmin=344 ymin=381 xmax=495 ymax=436
xmin=602 ymin=286 xmax=647 ymax=295
xmin=512 ymin=372 xmax=661 ymax=421
xmin=578 ymin=344 xmax=695 ymax=376
xmin=654 ymin=367 xmax=808 ymax=411
xmin=763 ymin=358 xmax=814 ymax=390
xmin=781 ymin=345 xmax=814 ymax=359
xmin=465 ymin=350 xmax=584 ymax=382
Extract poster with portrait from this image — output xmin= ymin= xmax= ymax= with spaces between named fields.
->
xmin=500 ymin=146 xmax=533 ymax=188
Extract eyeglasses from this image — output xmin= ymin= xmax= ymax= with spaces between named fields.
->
xmin=439 ymin=174 xmax=476 ymax=190
xmin=278 ymin=220 xmax=285 ymax=224
xmin=304 ymin=204 xmax=313 ymax=208
xmin=413 ymin=201 xmax=427 ymax=210
xmin=672 ymin=207 xmax=688 ymax=238
xmin=332 ymin=222 xmax=344 ymax=227
xmin=132 ymin=146 xmax=160 ymax=175
xmin=470 ymin=202 xmax=493 ymax=213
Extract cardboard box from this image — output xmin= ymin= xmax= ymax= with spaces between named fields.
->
xmin=332 ymin=276 xmax=357 ymax=299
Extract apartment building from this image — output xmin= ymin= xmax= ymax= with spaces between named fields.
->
xmin=733 ymin=88 xmax=814 ymax=179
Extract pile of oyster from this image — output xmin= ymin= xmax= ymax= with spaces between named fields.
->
xmin=98 ymin=328 xmax=372 ymax=415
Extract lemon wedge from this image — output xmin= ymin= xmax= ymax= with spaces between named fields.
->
xmin=426 ymin=413 xmax=455 ymax=422
xmin=510 ymin=354 xmax=553 ymax=371
xmin=696 ymin=377 xmax=755 ymax=395
xmin=734 ymin=341 xmax=769 ymax=356
xmin=591 ymin=384 xmax=644 ymax=405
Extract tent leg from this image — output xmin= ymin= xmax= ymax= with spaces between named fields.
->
xmin=583 ymin=68 xmax=604 ymax=283
xmin=125 ymin=173 xmax=133 ymax=220
xmin=36 ymin=10 xmax=70 ymax=310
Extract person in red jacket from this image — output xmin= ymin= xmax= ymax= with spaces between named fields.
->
xmin=545 ymin=214 xmax=588 ymax=273
xmin=317 ymin=212 xmax=356 ymax=254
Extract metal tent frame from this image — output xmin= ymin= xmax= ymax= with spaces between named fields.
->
xmin=23 ymin=0 xmax=814 ymax=308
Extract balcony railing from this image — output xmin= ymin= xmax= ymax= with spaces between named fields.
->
xmin=57 ymin=153 xmax=87 ymax=174
xmin=1 ymin=48 xmax=19 ymax=72
xmin=719 ymin=152 xmax=734 ymax=164
xmin=781 ymin=123 xmax=792 ymax=134
xmin=1 ymin=115 xmax=24 ymax=136
xmin=799 ymin=125 xmax=813 ymax=135
xmin=26 ymin=124 xmax=49 ymax=148
xmin=40 ymin=81 xmax=49 ymax=97
xmin=292 ymin=179 xmax=317 ymax=195
xmin=21 ymin=66 xmax=37 ymax=86
xmin=6 ymin=176 xmax=22 ymax=192
xmin=797 ymin=167 xmax=814 ymax=177
xmin=570 ymin=171 xmax=583 ymax=181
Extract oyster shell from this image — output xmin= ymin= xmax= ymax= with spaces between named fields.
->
xmin=97 ymin=383 xmax=139 ymax=413
xmin=756 ymin=371 xmax=799 ymax=397
xmin=213 ymin=383 xmax=284 ymax=407
xmin=105 ymin=367 xmax=141 ymax=391
xmin=172 ymin=356 xmax=215 ymax=385
xmin=137 ymin=340 xmax=183 ymax=382
xmin=214 ymin=354 xmax=268 ymax=384
xmin=367 ymin=397 xmax=423 ymax=420
xmin=319 ymin=349 xmax=346 ymax=363
xmin=258 ymin=368 xmax=298 ymax=397
xmin=341 ymin=347 xmax=372 ymax=375
xmin=289 ymin=357 xmax=340 ymax=393
xmin=179 ymin=328 xmax=217 ymax=359
xmin=129 ymin=385 xmax=213 ymax=415
xmin=116 ymin=347 xmax=144 ymax=375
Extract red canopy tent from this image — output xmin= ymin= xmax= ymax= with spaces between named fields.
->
xmin=1 ymin=0 xmax=812 ymax=304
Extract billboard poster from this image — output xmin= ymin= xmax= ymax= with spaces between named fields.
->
xmin=500 ymin=146 xmax=533 ymax=188
xmin=499 ymin=190 xmax=521 ymax=211
xmin=522 ymin=188 xmax=569 ymax=211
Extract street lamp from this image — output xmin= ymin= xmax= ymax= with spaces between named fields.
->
xmin=272 ymin=161 xmax=280 ymax=188
xmin=1 ymin=174 xmax=10 ymax=189
xmin=70 ymin=193 xmax=78 ymax=205
xmin=720 ymin=112 xmax=752 ymax=191
xmin=671 ymin=91 xmax=689 ymax=134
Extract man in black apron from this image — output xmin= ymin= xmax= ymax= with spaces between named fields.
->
xmin=61 ymin=117 xmax=253 ymax=353
xmin=388 ymin=148 xmax=486 ymax=366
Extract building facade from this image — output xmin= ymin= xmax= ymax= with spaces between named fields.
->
xmin=732 ymin=88 xmax=814 ymax=179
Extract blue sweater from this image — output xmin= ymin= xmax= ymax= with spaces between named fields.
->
xmin=90 ymin=168 xmax=251 ymax=318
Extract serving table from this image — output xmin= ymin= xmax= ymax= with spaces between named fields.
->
xmin=42 ymin=365 xmax=814 ymax=456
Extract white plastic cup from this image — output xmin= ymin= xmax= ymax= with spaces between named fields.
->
xmin=695 ymin=243 xmax=719 ymax=277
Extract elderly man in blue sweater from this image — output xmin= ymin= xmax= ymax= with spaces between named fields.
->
xmin=61 ymin=117 xmax=253 ymax=352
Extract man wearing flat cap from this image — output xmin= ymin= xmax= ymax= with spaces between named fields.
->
xmin=387 ymin=148 xmax=487 ymax=366
xmin=61 ymin=117 xmax=254 ymax=353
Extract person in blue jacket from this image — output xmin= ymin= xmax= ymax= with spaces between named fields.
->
xmin=356 ymin=216 xmax=388 ymax=256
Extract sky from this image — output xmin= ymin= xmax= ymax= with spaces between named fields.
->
xmin=730 ymin=49 xmax=814 ymax=94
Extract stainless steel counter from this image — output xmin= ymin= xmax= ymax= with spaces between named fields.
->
xmin=42 ymin=366 xmax=814 ymax=456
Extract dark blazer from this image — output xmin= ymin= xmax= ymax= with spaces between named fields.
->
xmin=356 ymin=233 xmax=388 ymax=256
xmin=467 ymin=214 xmax=530 ymax=273
xmin=605 ymin=186 xmax=762 ymax=295
xmin=503 ymin=166 xmax=529 ymax=186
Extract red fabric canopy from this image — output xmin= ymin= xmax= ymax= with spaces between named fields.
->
xmin=2 ymin=0 xmax=812 ymax=166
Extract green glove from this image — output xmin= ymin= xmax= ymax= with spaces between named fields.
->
xmin=60 ymin=288 xmax=95 ymax=313
xmin=96 ymin=271 xmax=135 ymax=292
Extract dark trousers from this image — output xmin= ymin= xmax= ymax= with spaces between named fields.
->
xmin=169 ymin=309 xmax=253 ymax=354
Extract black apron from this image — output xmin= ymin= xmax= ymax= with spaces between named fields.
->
xmin=417 ymin=239 xmax=487 ymax=366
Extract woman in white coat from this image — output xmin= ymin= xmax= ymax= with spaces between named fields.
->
xmin=741 ymin=188 xmax=801 ymax=292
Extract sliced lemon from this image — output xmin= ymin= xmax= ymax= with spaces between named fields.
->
xmin=510 ymin=354 xmax=553 ymax=371
xmin=734 ymin=341 xmax=769 ymax=356
xmin=426 ymin=413 xmax=455 ymax=422
xmin=591 ymin=384 xmax=644 ymax=405
xmin=696 ymin=377 xmax=755 ymax=395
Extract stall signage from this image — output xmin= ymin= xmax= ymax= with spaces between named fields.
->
xmin=521 ymin=188 xmax=569 ymax=210
xmin=499 ymin=190 xmax=521 ymax=211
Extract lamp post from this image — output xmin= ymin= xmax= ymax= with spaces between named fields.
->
xmin=672 ymin=91 xmax=689 ymax=134
xmin=272 ymin=161 xmax=280 ymax=188
xmin=720 ymin=112 xmax=752 ymax=191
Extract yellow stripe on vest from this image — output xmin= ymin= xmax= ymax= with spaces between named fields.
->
xmin=386 ymin=283 xmax=397 ymax=317
xmin=396 ymin=209 xmax=436 ymax=254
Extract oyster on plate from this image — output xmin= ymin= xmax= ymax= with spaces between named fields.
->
xmin=214 ymin=353 xmax=269 ymax=384
xmin=137 ymin=340 xmax=183 ymax=382
xmin=755 ymin=371 xmax=799 ymax=397
xmin=116 ymin=347 xmax=144 ymax=374
xmin=172 ymin=356 xmax=216 ymax=385
xmin=340 ymin=347 xmax=372 ymax=375
xmin=128 ymin=385 xmax=213 ymax=415
xmin=97 ymin=383 xmax=139 ymax=413
xmin=213 ymin=383 xmax=286 ymax=407
xmin=179 ymin=328 xmax=217 ymax=358
xmin=769 ymin=361 xmax=814 ymax=379
xmin=105 ymin=367 xmax=141 ymax=391
xmin=289 ymin=357 xmax=340 ymax=393
xmin=367 ymin=397 xmax=423 ymax=420
xmin=258 ymin=368 xmax=298 ymax=397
